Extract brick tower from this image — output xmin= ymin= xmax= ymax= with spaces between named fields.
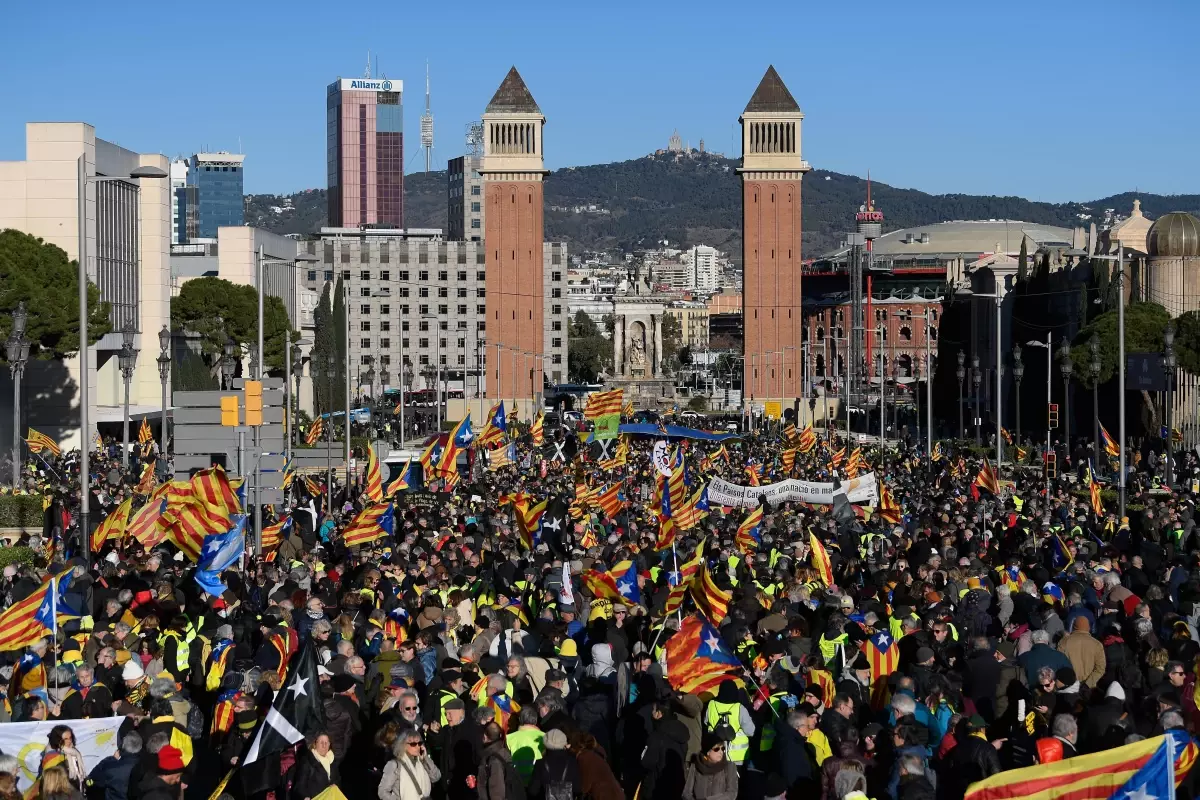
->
xmin=740 ymin=66 xmax=810 ymax=413
xmin=481 ymin=67 xmax=548 ymax=413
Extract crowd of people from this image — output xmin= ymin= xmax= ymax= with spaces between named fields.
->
xmin=0 ymin=418 xmax=1197 ymax=800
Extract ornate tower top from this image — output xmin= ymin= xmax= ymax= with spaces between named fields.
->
xmin=481 ymin=67 xmax=546 ymax=177
xmin=739 ymin=66 xmax=811 ymax=175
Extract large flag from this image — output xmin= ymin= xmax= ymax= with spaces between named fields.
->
xmin=241 ymin=641 xmax=326 ymax=794
xmin=24 ymin=428 xmax=60 ymax=457
xmin=674 ymin=484 xmax=709 ymax=530
xmin=665 ymin=615 xmax=742 ymax=695
xmin=596 ymin=483 xmax=625 ymax=521
xmin=160 ymin=494 xmax=234 ymax=561
xmin=487 ymin=443 xmax=516 ymax=471
xmin=514 ymin=497 xmax=548 ymax=551
xmin=91 ymin=496 xmax=132 ymax=553
xmin=342 ymin=502 xmax=395 ymax=548
xmin=690 ymin=561 xmax=730 ymax=626
xmin=974 ymin=458 xmax=1000 ymax=495
xmin=861 ymin=630 xmax=901 ymax=710
xmin=735 ymin=506 xmax=763 ymax=556
xmin=0 ymin=569 xmax=69 ymax=651
xmin=810 ymin=531 xmax=834 ymax=586
xmin=434 ymin=414 xmax=473 ymax=478
xmin=530 ymin=411 xmax=545 ymax=446
xmin=478 ymin=402 xmax=508 ymax=447
xmin=190 ymin=466 xmax=242 ymax=517
xmin=127 ymin=487 xmax=170 ymax=548
xmin=797 ymin=425 xmax=817 ymax=454
xmin=261 ymin=516 xmax=292 ymax=553
xmin=1086 ymin=459 xmax=1104 ymax=517
xmin=965 ymin=730 xmax=1195 ymax=800
xmin=582 ymin=560 xmax=640 ymax=605
xmin=1101 ymin=423 xmax=1120 ymax=458
xmin=305 ymin=417 xmax=324 ymax=446
xmin=664 ymin=538 xmax=706 ymax=616
xmin=585 ymin=389 xmax=623 ymax=440
xmin=197 ymin=516 xmax=247 ymax=573
xmin=363 ymin=445 xmax=384 ymax=502
xmin=878 ymin=483 xmax=902 ymax=525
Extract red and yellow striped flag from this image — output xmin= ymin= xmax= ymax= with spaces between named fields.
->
xmin=596 ymin=483 xmax=625 ymax=520
xmin=781 ymin=448 xmax=797 ymax=474
xmin=91 ymin=496 xmax=133 ymax=553
xmin=530 ymin=411 xmax=544 ymax=446
xmin=138 ymin=417 xmax=153 ymax=445
xmin=878 ymin=483 xmax=902 ymax=525
xmin=584 ymin=389 xmax=623 ymax=419
xmin=190 ymin=466 xmax=242 ymax=517
xmin=691 ymin=561 xmax=730 ymax=626
xmin=305 ymin=417 xmax=324 ymax=446
xmin=810 ymin=531 xmax=834 ymax=586
xmin=363 ymin=444 xmax=384 ymax=502
xmin=127 ymin=484 xmax=171 ymax=548
xmin=974 ymin=458 xmax=1000 ymax=495
xmin=0 ymin=570 xmax=71 ymax=651
xmin=24 ymin=428 xmax=60 ymax=457
xmin=797 ymin=425 xmax=817 ymax=454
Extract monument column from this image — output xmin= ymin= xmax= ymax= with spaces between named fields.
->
xmin=652 ymin=314 xmax=662 ymax=376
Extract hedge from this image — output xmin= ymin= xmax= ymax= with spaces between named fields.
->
xmin=0 ymin=547 xmax=36 ymax=568
xmin=0 ymin=495 xmax=44 ymax=528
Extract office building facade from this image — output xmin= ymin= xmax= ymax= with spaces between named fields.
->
xmin=327 ymin=77 xmax=404 ymax=228
xmin=447 ymin=155 xmax=484 ymax=241
xmin=187 ymin=153 xmax=244 ymax=238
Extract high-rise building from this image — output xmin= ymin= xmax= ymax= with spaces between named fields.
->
xmin=689 ymin=245 xmax=720 ymax=292
xmin=740 ymin=66 xmax=810 ymax=407
xmin=480 ymin=67 xmax=549 ymax=411
xmin=187 ymin=152 xmax=245 ymax=238
xmin=447 ymin=155 xmax=484 ymax=241
xmin=170 ymin=158 xmax=188 ymax=244
xmin=327 ymin=76 xmax=404 ymax=229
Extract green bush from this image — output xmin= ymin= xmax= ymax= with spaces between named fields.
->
xmin=0 ymin=495 xmax=45 ymax=528
xmin=687 ymin=396 xmax=708 ymax=412
xmin=0 ymin=546 xmax=36 ymax=568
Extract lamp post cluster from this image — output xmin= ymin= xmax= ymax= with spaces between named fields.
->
xmin=1162 ymin=321 xmax=1176 ymax=491
xmin=7 ymin=303 xmax=30 ymax=488
xmin=118 ymin=322 xmax=138 ymax=471
xmin=1089 ymin=335 xmax=1101 ymax=471
xmin=971 ymin=353 xmax=981 ymax=445
xmin=956 ymin=349 xmax=965 ymax=439
xmin=1058 ymin=340 xmax=1072 ymax=451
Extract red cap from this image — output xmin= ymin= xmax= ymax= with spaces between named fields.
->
xmin=157 ymin=745 xmax=185 ymax=774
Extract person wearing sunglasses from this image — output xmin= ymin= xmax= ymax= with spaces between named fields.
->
xmin=379 ymin=724 xmax=441 ymax=800
xmin=682 ymin=731 xmax=739 ymax=800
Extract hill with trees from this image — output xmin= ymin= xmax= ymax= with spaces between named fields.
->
xmin=245 ymin=154 xmax=1200 ymax=259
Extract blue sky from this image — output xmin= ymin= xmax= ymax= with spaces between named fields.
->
xmin=2 ymin=0 xmax=1195 ymax=202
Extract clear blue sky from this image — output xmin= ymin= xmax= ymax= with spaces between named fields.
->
xmin=2 ymin=0 xmax=1195 ymax=203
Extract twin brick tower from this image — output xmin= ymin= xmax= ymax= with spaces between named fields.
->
xmin=482 ymin=65 xmax=808 ymax=412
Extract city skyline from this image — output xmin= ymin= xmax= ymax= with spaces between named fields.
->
xmin=1 ymin=0 xmax=1197 ymax=204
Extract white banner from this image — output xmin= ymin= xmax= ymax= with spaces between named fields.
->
xmin=560 ymin=562 xmax=574 ymax=606
xmin=652 ymin=440 xmax=672 ymax=477
xmin=706 ymin=472 xmax=878 ymax=508
xmin=0 ymin=716 xmax=124 ymax=791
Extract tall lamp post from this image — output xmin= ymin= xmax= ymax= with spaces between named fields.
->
xmin=7 ymin=302 xmax=30 ymax=488
xmin=291 ymin=343 xmax=303 ymax=445
xmin=971 ymin=353 xmax=981 ymax=445
xmin=222 ymin=338 xmax=237 ymax=390
xmin=76 ymin=159 xmax=167 ymax=557
xmin=1162 ymin=321 xmax=1176 ymax=491
xmin=913 ymin=359 xmax=922 ymax=448
xmin=118 ymin=321 xmax=138 ymax=471
xmin=1089 ymin=335 xmax=1101 ymax=473
xmin=956 ymin=349 xmax=966 ymax=439
xmin=156 ymin=326 xmax=170 ymax=456
xmin=1012 ymin=345 xmax=1024 ymax=453
xmin=1058 ymin=339 xmax=1073 ymax=454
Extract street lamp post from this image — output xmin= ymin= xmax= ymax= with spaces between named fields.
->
xmin=1058 ymin=339 xmax=1073 ymax=455
xmin=1163 ymin=321 xmax=1176 ymax=491
xmin=1013 ymin=345 xmax=1024 ymax=453
xmin=402 ymin=360 xmax=414 ymax=445
xmin=971 ymin=353 xmax=981 ymax=445
xmin=76 ymin=160 xmax=168 ymax=554
xmin=1089 ymin=334 xmax=1101 ymax=473
xmin=157 ymin=326 xmax=170 ymax=458
xmin=222 ymin=338 xmax=236 ymax=390
xmin=292 ymin=343 xmax=302 ymax=444
xmin=913 ymin=359 xmax=922 ymax=448
xmin=956 ymin=349 xmax=965 ymax=439
xmin=325 ymin=355 xmax=335 ymax=512
xmin=118 ymin=322 xmax=138 ymax=471
xmin=7 ymin=302 xmax=30 ymax=488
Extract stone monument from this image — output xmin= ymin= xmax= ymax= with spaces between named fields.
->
xmin=608 ymin=264 xmax=676 ymax=409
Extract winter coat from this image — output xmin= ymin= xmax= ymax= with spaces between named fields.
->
xmin=572 ymin=679 xmax=615 ymax=755
xmin=1017 ymin=643 xmax=1071 ymax=685
xmin=898 ymin=773 xmax=936 ymax=800
xmin=88 ymin=753 xmax=137 ymax=800
xmin=674 ymin=693 xmax=704 ymax=760
xmin=944 ymin=735 xmax=1002 ymax=799
xmin=774 ymin=720 xmax=816 ymax=790
xmin=133 ymin=774 xmax=179 ymax=800
xmin=476 ymin=742 xmax=514 ymax=800
xmin=682 ymin=757 xmax=739 ymax=800
xmin=1058 ymin=631 xmax=1107 ymax=688
xmin=379 ymin=753 xmax=442 ymax=800
xmin=640 ymin=715 xmax=690 ymax=799
xmin=528 ymin=750 xmax=582 ymax=800
xmin=965 ymin=650 xmax=1002 ymax=719
xmin=322 ymin=693 xmax=362 ymax=762
xmin=291 ymin=747 xmax=338 ymax=800
xmin=575 ymin=745 xmax=623 ymax=800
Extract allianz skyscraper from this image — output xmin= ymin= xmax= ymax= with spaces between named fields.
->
xmin=327 ymin=77 xmax=404 ymax=228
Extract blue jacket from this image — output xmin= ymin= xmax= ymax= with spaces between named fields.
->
xmin=1018 ymin=643 xmax=1071 ymax=685
xmin=888 ymin=745 xmax=937 ymax=800
xmin=90 ymin=753 xmax=137 ymax=800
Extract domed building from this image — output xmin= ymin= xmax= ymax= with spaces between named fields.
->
xmin=1146 ymin=211 xmax=1200 ymax=316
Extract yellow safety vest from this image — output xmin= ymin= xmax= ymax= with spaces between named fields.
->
xmin=758 ymin=692 xmax=791 ymax=751
xmin=506 ymin=727 xmax=545 ymax=784
xmin=705 ymin=700 xmax=749 ymax=764
xmin=818 ymin=633 xmax=847 ymax=666
xmin=438 ymin=689 xmax=458 ymax=725
xmin=807 ymin=727 xmax=832 ymax=765
xmin=159 ymin=631 xmax=190 ymax=674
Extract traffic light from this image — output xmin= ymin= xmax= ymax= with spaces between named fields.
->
xmin=1048 ymin=403 xmax=1059 ymax=429
xmin=245 ymin=380 xmax=263 ymax=426
xmin=220 ymin=395 xmax=239 ymax=427
xmin=1045 ymin=451 xmax=1057 ymax=478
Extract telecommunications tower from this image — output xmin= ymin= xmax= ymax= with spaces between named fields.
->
xmin=420 ymin=62 xmax=434 ymax=173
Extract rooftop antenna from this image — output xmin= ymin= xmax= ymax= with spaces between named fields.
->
xmin=364 ymin=50 xmax=371 ymax=79
xmin=421 ymin=61 xmax=434 ymax=173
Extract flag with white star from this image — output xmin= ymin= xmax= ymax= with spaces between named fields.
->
xmin=861 ymin=629 xmax=900 ymax=711
xmin=196 ymin=515 xmax=246 ymax=574
xmin=241 ymin=639 xmax=325 ymax=793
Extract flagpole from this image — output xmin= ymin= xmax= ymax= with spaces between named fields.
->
xmin=50 ymin=574 xmax=58 ymax=695
xmin=1168 ymin=732 xmax=1177 ymax=800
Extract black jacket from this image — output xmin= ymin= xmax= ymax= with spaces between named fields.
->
xmin=820 ymin=708 xmax=855 ymax=750
xmin=321 ymin=693 xmax=362 ymax=762
xmin=945 ymin=735 xmax=1003 ymax=799
xmin=290 ymin=746 xmax=338 ymax=799
xmin=639 ymin=715 xmax=690 ymax=799
xmin=774 ymin=720 xmax=816 ymax=792
xmin=528 ymin=750 xmax=582 ymax=800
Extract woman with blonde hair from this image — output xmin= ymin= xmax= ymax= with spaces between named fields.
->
xmin=378 ymin=725 xmax=441 ymax=800
xmin=39 ymin=766 xmax=81 ymax=800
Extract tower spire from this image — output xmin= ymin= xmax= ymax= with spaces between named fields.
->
xmin=420 ymin=60 xmax=434 ymax=173
xmin=866 ymin=169 xmax=872 ymax=211
xmin=364 ymin=50 xmax=371 ymax=78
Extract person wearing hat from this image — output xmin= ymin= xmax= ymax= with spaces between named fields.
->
xmin=323 ymin=674 xmax=361 ymax=768
xmin=943 ymin=714 xmax=1002 ymax=797
xmin=528 ymin=727 xmax=581 ymax=800
xmin=134 ymin=744 xmax=186 ymax=800
xmin=684 ymin=730 xmax=740 ymax=800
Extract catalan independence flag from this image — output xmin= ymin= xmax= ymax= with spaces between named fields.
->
xmin=530 ymin=411 xmax=545 ymax=446
xmin=664 ymin=538 xmax=705 ymax=616
xmin=91 ymin=496 xmax=133 ymax=553
xmin=513 ymin=497 xmax=548 ymax=551
xmin=161 ymin=495 xmax=233 ymax=561
xmin=434 ymin=414 xmax=473 ymax=479
xmin=1101 ymin=423 xmax=1120 ymax=458
xmin=596 ymin=483 xmax=625 ymax=521
xmin=0 ymin=569 xmax=70 ymax=651
xmin=342 ymin=502 xmax=395 ymax=548
xmin=810 ymin=531 xmax=834 ymax=587
xmin=665 ymin=615 xmax=742 ymax=696
xmin=878 ymin=483 xmax=902 ymax=525
xmin=261 ymin=516 xmax=292 ymax=553
xmin=735 ymin=506 xmax=763 ymax=556
xmin=478 ymin=402 xmax=508 ymax=447
xmin=861 ymin=630 xmax=901 ymax=710
xmin=797 ymin=424 xmax=817 ymax=453
xmin=24 ymin=428 xmax=60 ymax=457
xmin=583 ymin=560 xmax=640 ymax=605
xmin=363 ymin=444 xmax=384 ymax=502
xmin=691 ymin=561 xmax=730 ymax=626
xmin=127 ymin=484 xmax=171 ymax=549
xmin=965 ymin=730 xmax=1196 ymax=800
xmin=190 ymin=465 xmax=242 ymax=517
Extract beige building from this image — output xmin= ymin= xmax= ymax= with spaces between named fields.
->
xmin=666 ymin=300 xmax=710 ymax=349
xmin=1109 ymin=199 xmax=1153 ymax=255
xmin=0 ymin=122 xmax=171 ymax=448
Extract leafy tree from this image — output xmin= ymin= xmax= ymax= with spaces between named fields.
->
xmin=171 ymin=349 xmax=218 ymax=391
xmin=331 ymin=277 xmax=347 ymax=405
xmin=661 ymin=314 xmax=682 ymax=372
xmin=568 ymin=310 xmax=611 ymax=383
xmin=1016 ymin=239 xmax=1028 ymax=284
xmin=1068 ymin=302 xmax=1174 ymax=383
xmin=310 ymin=282 xmax=334 ymax=410
xmin=171 ymin=276 xmax=298 ymax=376
xmin=0 ymin=229 xmax=110 ymax=359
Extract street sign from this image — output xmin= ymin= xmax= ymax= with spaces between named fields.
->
xmin=1126 ymin=353 xmax=1167 ymax=392
xmin=764 ymin=401 xmax=782 ymax=420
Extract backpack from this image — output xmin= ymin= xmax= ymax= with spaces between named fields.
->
xmin=485 ymin=752 xmax=526 ymax=800
xmin=543 ymin=759 xmax=575 ymax=800
xmin=708 ymin=709 xmax=736 ymax=743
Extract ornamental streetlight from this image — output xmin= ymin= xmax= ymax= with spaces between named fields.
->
xmin=971 ymin=353 xmax=981 ymax=446
xmin=1162 ymin=321 xmax=1177 ymax=491
xmin=222 ymin=338 xmax=237 ymax=390
xmin=7 ymin=302 xmax=30 ymax=488
xmin=956 ymin=349 xmax=966 ymax=439
xmin=1058 ymin=339 xmax=1073 ymax=452
xmin=157 ymin=325 xmax=171 ymax=458
xmin=1012 ymin=345 xmax=1024 ymax=446
xmin=118 ymin=321 xmax=139 ymax=470
xmin=1089 ymin=334 xmax=1101 ymax=473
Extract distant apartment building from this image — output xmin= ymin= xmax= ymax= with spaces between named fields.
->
xmin=327 ymin=76 xmax=404 ymax=228
xmin=170 ymin=159 xmax=188 ymax=244
xmin=171 ymin=152 xmax=245 ymax=242
xmin=666 ymin=300 xmax=710 ymax=349
xmin=447 ymin=155 xmax=483 ymax=241
xmin=688 ymin=245 xmax=720 ymax=292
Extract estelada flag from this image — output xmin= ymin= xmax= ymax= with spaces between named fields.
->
xmin=861 ymin=630 xmax=900 ymax=710
xmin=1101 ymin=423 xmax=1120 ymax=458
xmin=25 ymin=428 xmax=60 ymax=457
xmin=797 ymin=425 xmax=817 ymax=454
xmin=160 ymin=495 xmax=232 ymax=561
xmin=596 ymin=483 xmax=625 ymax=520
xmin=655 ymin=515 xmax=677 ymax=551
xmin=878 ymin=483 xmax=902 ymax=525
xmin=0 ymin=569 xmax=70 ymax=651
xmin=810 ymin=531 xmax=834 ymax=586
xmin=127 ymin=485 xmax=170 ymax=548
xmin=664 ymin=538 xmax=705 ymax=616
xmin=735 ymin=506 xmax=763 ymax=556
xmin=530 ymin=411 xmax=545 ymax=446
xmin=478 ymin=402 xmax=508 ymax=447
xmin=514 ymin=497 xmax=548 ymax=551
xmin=342 ymin=502 xmax=395 ymax=548
xmin=665 ymin=615 xmax=742 ymax=696
xmin=690 ymin=561 xmax=730 ymax=626
xmin=974 ymin=458 xmax=1000 ymax=495
xmin=363 ymin=444 xmax=384 ymax=502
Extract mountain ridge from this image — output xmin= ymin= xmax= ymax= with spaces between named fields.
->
xmin=244 ymin=153 xmax=1200 ymax=259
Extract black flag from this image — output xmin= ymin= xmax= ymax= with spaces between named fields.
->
xmin=241 ymin=640 xmax=326 ymax=794
xmin=541 ymin=498 xmax=572 ymax=559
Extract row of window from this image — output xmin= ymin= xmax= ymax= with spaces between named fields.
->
xmin=349 ymin=352 xmax=565 ymax=367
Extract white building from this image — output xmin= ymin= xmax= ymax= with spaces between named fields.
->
xmin=169 ymin=159 xmax=188 ymax=244
xmin=689 ymin=245 xmax=720 ymax=292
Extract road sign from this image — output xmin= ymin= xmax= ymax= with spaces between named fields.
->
xmin=1127 ymin=353 xmax=1167 ymax=392
xmin=764 ymin=401 xmax=782 ymax=420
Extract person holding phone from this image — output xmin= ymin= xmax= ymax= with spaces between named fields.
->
xmin=379 ymin=725 xmax=442 ymax=800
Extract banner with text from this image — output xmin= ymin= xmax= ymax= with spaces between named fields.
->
xmin=706 ymin=472 xmax=878 ymax=508
xmin=0 ymin=717 xmax=124 ymax=791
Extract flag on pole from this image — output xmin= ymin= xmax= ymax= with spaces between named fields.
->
xmin=878 ymin=483 xmax=902 ymax=525
xmin=931 ymin=442 xmax=944 ymax=462
xmin=861 ymin=630 xmax=900 ymax=710
xmin=974 ymin=458 xmax=1000 ymax=495
xmin=91 ymin=496 xmax=132 ymax=553
xmin=197 ymin=516 xmax=247 ymax=573
xmin=530 ymin=411 xmax=544 ymax=446
xmin=434 ymin=414 xmax=473 ymax=479
xmin=1101 ymin=424 xmax=1120 ymax=458
xmin=138 ymin=417 xmax=153 ymax=445
xmin=735 ymin=506 xmax=763 ymax=556
xmin=797 ymin=425 xmax=817 ymax=453
xmin=810 ymin=531 xmax=834 ymax=586
xmin=665 ymin=615 xmax=742 ymax=696
xmin=585 ymin=389 xmax=623 ymax=440
xmin=261 ymin=516 xmax=292 ymax=553
xmin=342 ymin=503 xmax=395 ymax=548
xmin=240 ymin=641 xmax=326 ymax=795
xmin=478 ymin=402 xmax=508 ymax=447
xmin=305 ymin=417 xmax=324 ymax=446
xmin=24 ymin=428 xmax=60 ymax=457
xmin=691 ymin=561 xmax=730 ymax=626
xmin=0 ymin=569 xmax=70 ymax=651
xmin=596 ymin=483 xmax=625 ymax=521
xmin=514 ymin=497 xmax=548 ymax=551
xmin=363 ymin=444 xmax=384 ymax=502
xmin=582 ymin=560 xmax=640 ymax=605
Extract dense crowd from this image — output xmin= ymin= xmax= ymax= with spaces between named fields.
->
xmin=0 ymin=421 xmax=1198 ymax=800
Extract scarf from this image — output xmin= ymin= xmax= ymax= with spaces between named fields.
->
xmin=312 ymin=747 xmax=335 ymax=778
xmin=398 ymin=753 xmax=432 ymax=796
xmin=694 ymin=754 xmax=727 ymax=776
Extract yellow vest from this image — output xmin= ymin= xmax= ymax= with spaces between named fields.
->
xmin=506 ymin=727 xmax=545 ymax=784
xmin=705 ymin=701 xmax=749 ymax=764
xmin=159 ymin=631 xmax=190 ymax=673
xmin=807 ymin=727 xmax=832 ymax=765
xmin=758 ymin=692 xmax=791 ymax=751
xmin=818 ymin=633 xmax=847 ymax=666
